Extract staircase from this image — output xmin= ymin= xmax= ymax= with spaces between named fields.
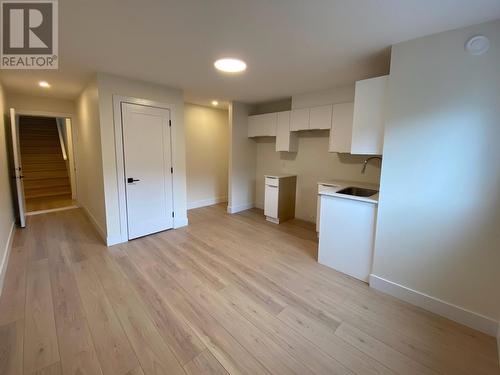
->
xmin=19 ymin=116 xmax=72 ymax=202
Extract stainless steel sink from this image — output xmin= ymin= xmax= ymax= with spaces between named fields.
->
xmin=336 ymin=186 xmax=378 ymax=197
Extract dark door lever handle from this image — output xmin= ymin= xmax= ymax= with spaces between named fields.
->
xmin=127 ymin=177 xmax=140 ymax=183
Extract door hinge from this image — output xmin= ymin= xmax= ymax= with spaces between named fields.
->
xmin=170 ymin=167 xmax=173 ymax=174
xmin=172 ymin=211 xmax=175 ymax=218
xmin=169 ymin=120 xmax=171 ymax=127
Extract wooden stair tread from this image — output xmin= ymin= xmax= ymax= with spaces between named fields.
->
xmin=19 ymin=115 xmax=72 ymax=200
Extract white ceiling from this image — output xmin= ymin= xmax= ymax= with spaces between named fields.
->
xmin=1 ymin=0 xmax=499 ymax=105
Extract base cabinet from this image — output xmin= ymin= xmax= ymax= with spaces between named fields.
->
xmin=264 ymin=176 xmax=297 ymax=224
xmin=318 ymin=195 xmax=376 ymax=282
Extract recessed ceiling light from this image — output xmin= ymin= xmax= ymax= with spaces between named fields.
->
xmin=465 ymin=35 xmax=490 ymax=56
xmin=39 ymin=81 xmax=50 ymax=88
xmin=211 ymin=100 xmax=219 ymax=106
xmin=214 ymin=58 xmax=247 ymax=73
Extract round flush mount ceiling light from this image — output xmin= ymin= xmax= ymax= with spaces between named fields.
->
xmin=214 ymin=58 xmax=247 ymax=73
xmin=465 ymin=35 xmax=490 ymax=56
xmin=211 ymin=100 xmax=219 ymax=106
xmin=39 ymin=81 xmax=50 ymax=88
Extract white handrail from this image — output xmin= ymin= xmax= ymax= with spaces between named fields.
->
xmin=56 ymin=121 xmax=68 ymax=161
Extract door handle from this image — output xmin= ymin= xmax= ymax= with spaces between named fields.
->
xmin=127 ymin=177 xmax=140 ymax=183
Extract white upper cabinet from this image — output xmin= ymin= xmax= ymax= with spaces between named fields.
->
xmin=351 ymin=75 xmax=388 ymax=155
xmin=248 ymin=113 xmax=277 ymax=137
xmin=276 ymin=111 xmax=298 ymax=152
xmin=329 ymin=102 xmax=354 ymax=153
xmin=309 ymin=104 xmax=333 ymax=130
xmin=290 ymin=108 xmax=310 ymax=131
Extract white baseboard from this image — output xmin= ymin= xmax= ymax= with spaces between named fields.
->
xmin=106 ymin=235 xmax=125 ymax=247
xmin=369 ymin=274 xmax=499 ymax=337
xmin=188 ymin=196 xmax=227 ymax=210
xmin=0 ymin=221 xmax=15 ymax=297
xmin=174 ymin=216 xmax=188 ymax=229
xmin=80 ymin=205 xmax=107 ymax=245
xmin=227 ymin=202 xmax=254 ymax=214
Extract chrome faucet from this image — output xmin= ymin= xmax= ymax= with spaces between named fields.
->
xmin=362 ymin=156 xmax=382 ymax=174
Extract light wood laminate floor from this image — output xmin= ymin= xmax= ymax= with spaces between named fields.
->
xmin=0 ymin=205 xmax=498 ymax=375
xmin=25 ymin=194 xmax=76 ymax=213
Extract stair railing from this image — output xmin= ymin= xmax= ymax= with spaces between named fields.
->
xmin=56 ymin=120 xmax=68 ymax=161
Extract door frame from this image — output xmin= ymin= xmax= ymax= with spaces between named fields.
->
xmin=13 ymin=109 xmax=79 ymax=204
xmin=113 ymin=95 xmax=177 ymax=244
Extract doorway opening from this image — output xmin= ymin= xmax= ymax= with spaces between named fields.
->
xmin=18 ymin=115 xmax=77 ymax=213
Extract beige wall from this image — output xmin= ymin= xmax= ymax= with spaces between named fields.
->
xmin=96 ymin=73 xmax=187 ymax=243
xmin=6 ymin=92 xmax=75 ymax=114
xmin=373 ymin=20 xmax=500 ymax=325
xmin=228 ymin=102 xmax=256 ymax=213
xmin=75 ymin=78 xmax=107 ymax=238
xmin=255 ymin=133 xmax=381 ymax=222
xmin=185 ymin=104 xmax=228 ymax=209
xmin=0 ymin=83 xmax=15 ymax=291
xmin=291 ymin=84 xmax=354 ymax=109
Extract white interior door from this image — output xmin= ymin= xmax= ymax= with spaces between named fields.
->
xmin=9 ymin=108 xmax=26 ymax=227
xmin=122 ymin=103 xmax=173 ymax=239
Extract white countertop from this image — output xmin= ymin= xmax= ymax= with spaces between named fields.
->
xmin=265 ymin=174 xmax=297 ymax=179
xmin=317 ymin=179 xmax=379 ymax=204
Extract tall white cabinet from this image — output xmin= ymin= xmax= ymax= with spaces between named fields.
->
xmin=351 ymin=75 xmax=388 ymax=155
xmin=328 ymin=75 xmax=388 ymax=155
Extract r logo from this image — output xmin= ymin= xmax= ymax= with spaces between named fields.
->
xmin=1 ymin=1 xmax=58 ymax=69
xmin=2 ymin=2 xmax=52 ymax=54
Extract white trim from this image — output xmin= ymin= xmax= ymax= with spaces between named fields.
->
xmin=174 ymin=216 xmax=188 ymax=229
xmin=0 ymin=222 xmax=15 ymax=297
xmin=14 ymin=109 xmax=74 ymax=119
xmin=106 ymin=235 xmax=124 ymax=247
xmin=266 ymin=216 xmax=280 ymax=224
xmin=112 ymin=95 xmax=178 ymax=244
xmin=80 ymin=205 xmax=107 ymax=245
xmin=26 ymin=205 xmax=78 ymax=216
xmin=56 ymin=119 xmax=68 ymax=160
xmin=369 ymin=274 xmax=499 ymax=337
xmin=187 ymin=196 xmax=227 ymax=210
xmin=227 ymin=202 xmax=254 ymax=214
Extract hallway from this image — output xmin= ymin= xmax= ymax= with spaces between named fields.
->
xmin=0 ymin=206 xmax=498 ymax=374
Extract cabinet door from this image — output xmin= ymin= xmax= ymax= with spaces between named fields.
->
xmin=248 ymin=115 xmax=258 ymax=137
xmin=264 ymin=184 xmax=279 ymax=218
xmin=329 ymin=102 xmax=354 ymax=153
xmin=351 ymin=75 xmax=387 ymax=154
xmin=248 ymin=113 xmax=277 ymax=137
xmin=276 ymin=111 xmax=298 ymax=152
xmin=290 ymin=108 xmax=310 ymax=131
xmin=309 ymin=105 xmax=332 ymax=130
